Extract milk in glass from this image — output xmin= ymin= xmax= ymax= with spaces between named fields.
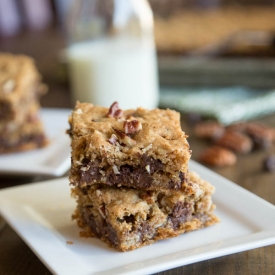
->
xmin=68 ymin=38 xmax=158 ymax=109
xmin=66 ymin=0 xmax=159 ymax=109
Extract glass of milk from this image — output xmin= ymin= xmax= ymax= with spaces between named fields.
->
xmin=66 ymin=0 xmax=159 ymax=109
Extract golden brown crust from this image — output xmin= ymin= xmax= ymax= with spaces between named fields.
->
xmin=71 ymin=171 xmax=219 ymax=251
xmin=69 ymin=102 xmax=191 ymax=191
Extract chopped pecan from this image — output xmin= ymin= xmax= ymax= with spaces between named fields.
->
xmin=108 ymin=134 xmax=118 ymax=145
xmin=139 ymin=191 xmax=155 ymax=204
xmin=124 ymin=120 xmax=142 ymax=134
xmin=107 ymin=102 xmax=123 ymax=118
xmin=113 ymin=128 xmax=126 ymax=139
xmin=113 ymin=128 xmax=136 ymax=146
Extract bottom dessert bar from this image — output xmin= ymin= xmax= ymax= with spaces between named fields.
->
xmin=72 ymin=171 xmax=219 ymax=251
xmin=0 ymin=119 xmax=48 ymax=153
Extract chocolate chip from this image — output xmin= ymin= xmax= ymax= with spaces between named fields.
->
xmin=79 ymin=160 xmax=102 ymax=184
xmin=140 ymin=155 xmax=163 ymax=174
xmin=137 ymin=221 xmax=152 ymax=240
xmin=263 ymin=155 xmax=275 ymax=172
xmin=82 ymin=206 xmax=119 ymax=245
xmin=107 ymin=102 xmax=123 ymax=118
xmin=169 ymin=202 xmax=192 ymax=230
xmin=179 ymin=171 xmax=185 ymax=183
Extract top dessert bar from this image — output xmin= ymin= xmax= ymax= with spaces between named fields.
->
xmin=0 ymin=53 xmax=47 ymax=122
xmin=69 ymin=102 xmax=191 ymax=191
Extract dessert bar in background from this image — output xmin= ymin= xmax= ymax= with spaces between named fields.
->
xmin=154 ymin=6 xmax=275 ymax=57
xmin=0 ymin=53 xmax=48 ymax=153
xmin=68 ymin=102 xmax=219 ymax=251
xmin=68 ymin=102 xmax=191 ymax=191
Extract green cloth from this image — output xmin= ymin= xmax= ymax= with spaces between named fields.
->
xmin=160 ymin=87 xmax=275 ymax=125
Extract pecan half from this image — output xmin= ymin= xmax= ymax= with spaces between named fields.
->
xmin=245 ymin=123 xmax=274 ymax=149
xmin=194 ymin=121 xmax=224 ymax=140
xmin=199 ymin=146 xmax=237 ymax=167
xmin=215 ymin=130 xmax=253 ymax=154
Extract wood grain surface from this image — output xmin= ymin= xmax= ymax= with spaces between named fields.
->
xmin=0 ymin=27 xmax=275 ymax=275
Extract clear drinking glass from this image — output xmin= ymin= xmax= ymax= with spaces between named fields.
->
xmin=66 ymin=0 xmax=159 ymax=109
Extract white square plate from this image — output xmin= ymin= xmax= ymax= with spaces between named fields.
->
xmin=0 ymin=108 xmax=71 ymax=176
xmin=0 ymin=160 xmax=275 ymax=275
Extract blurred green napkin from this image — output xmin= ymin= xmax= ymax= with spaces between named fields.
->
xmin=160 ymin=87 xmax=275 ymax=125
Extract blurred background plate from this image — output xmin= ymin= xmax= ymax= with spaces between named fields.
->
xmin=0 ymin=108 xmax=71 ymax=176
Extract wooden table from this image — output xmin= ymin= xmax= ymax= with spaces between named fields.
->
xmin=0 ymin=27 xmax=275 ymax=275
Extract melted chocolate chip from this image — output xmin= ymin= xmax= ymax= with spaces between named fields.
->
xmin=140 ymin=155 xmax=163 ymax=174
xmin=105 ymin=154 xmax=164 ymax=189
xmin=79 ymin=155 xmax=182 ymax=189
xmin=82 ymin=207 xmax=119 ymax=247
xmin=169 ymin=202 xmax=192 ymax=230
xmin=79 ymin=160 xmax=101 ymax=184
xmin=137 ymin=221 xmax=152 ymax=240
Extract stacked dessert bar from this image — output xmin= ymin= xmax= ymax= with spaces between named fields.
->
xmin=69 ymin=102 xmax=219 ymax=251
xmin=0 ymin=53 xmax=48 ymax=153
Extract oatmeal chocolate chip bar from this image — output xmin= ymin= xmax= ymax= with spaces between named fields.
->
xmin=72 ymin=171 xmax=219 ymax=251
xmin=0 ymin=53 xmax=47 ymax=123
xmin=68 ymin=102 xmax=191 ymax=190
xmin=0 ymin=53 xmax=48 ymax=153
xmin=0 ymin=118 xmax=48 ymax=153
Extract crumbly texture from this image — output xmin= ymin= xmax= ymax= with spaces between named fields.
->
xmin=68 ymin=102 xmax=191 ymax=191
xmin=0 ymin=53 xmax=47 ymax=123
xmin=0 ymin=53 xmax=48 ymax=153
xmin=72 ymin=171 xmax=219 ymax=252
